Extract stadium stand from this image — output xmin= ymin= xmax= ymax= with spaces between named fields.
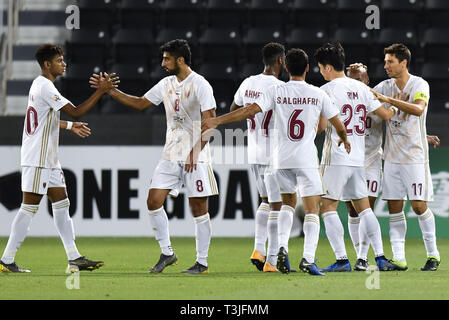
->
xmin=2 ymin=0 xmax=449 ymax=116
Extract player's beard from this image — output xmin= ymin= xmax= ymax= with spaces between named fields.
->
xmin=166 ymin=62 xmax=181 ymax=76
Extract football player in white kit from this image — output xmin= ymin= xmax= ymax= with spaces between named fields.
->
xmin=92 ymin=40 xmax=218 ymax=274
xmin=0 ymin=44 xmax=118 ymax=273
xmin=203 ymin=48 xmax=351 ymax=276
xmin=314 ymin=43 xmax=397 ymax=272
xmin=231 ymin=43 xmax=285 ymax=272
xmin=345 ymin=63 xmax=441 ymax=271
xmin=371 ymin=44 xmax=441 ymax=271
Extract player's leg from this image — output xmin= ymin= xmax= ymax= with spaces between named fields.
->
xmin=249 ymin=165 xmax=270 ymax=271
xmin=0 ymin=166 xmax=48 ymax=273
xmin=0 ymin=191 xmax=40 ymax=273
xmin=346 ymin=201 xmax=368 ymax=270
xmin=383 ymin=161 xmax=408 ymax=270
xmin=273 ymin=169 xmax=298 ymax=273
xmin=294 ymin=168 xmax=326 ymax=275
xmin=147 ymin=160 xmax=182 ymax=273
xmin=181 ymin=163 xmax=218 ymax=274
xmin=262 ymin=166 xmax=282 ymax=272
xmin=319 ymin=165 xmax=349 ymax=271
xmin=406 ymin=163 xmax=439 ymax=270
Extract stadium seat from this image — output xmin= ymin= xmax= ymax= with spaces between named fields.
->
xmin=160 ymin=0 xmax=205 ymax=31
xmin=335 ymin=0 xmax=380 ymax=28
xmin=199 ymin=62 xmax=238 ymax=114
xmin=108 ymin=63 xmax=150 ymax=96
xmin=247 ymin=0 xmax=288 ymax=29
xmin=242 ymin=27 xmax=285 ymax=62
xmin=332 ymin=28 xmax=375 ymax=66
xmin=289 ymin=0 xmax=335 ymax=28
xmin=306 ymin=63 xmax=326 ymax=87
xmin=101 ymin=97 xmax=142 ymax=114
xmin=238 ymin=63 xmax=264 ymax=82
xmin=65 ymin=28 xmax=109 ymax=64
xmin=111 ymin=28 xmax=155 ymax=64
xmin=204 ymin=0 xmax=247 ymax=29
xmin=77 ymin=0 xmax=116 ymax=29
xmin=62 ymin=63 xmax=103 ymax=106
xmin=377 ymin=28 xmax=419 ymax=54
xmin=380 ymin=0 xmax=422 ymax=28
xmin=424 ymin=0 xmax=449 ymax=27
xmin=155 ymin=28 xmax=198 ymax=49
xmin=286 ymin=27 xmax=329 ymax=59
xmin=117 ymin=0 xmax=159 ymax=30
xmin=421 ymin=62 xmax=449 ymax=80
xmin=198 ymin=28 xmax=241 ymax=64
xmin=422 ymin=28 xmax=449 ymax=61
xmin=149 ymin=64 xmax=168 ymax=84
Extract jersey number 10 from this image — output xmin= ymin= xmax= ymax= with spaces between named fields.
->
xmin=26 ymin=106 xmax=38 ymax=136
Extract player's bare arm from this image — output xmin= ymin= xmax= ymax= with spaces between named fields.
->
xmin=373 ymin=105 xmax=396 ymax=120
xmin=229 ymin=101 xmax=243 ymax=112
xmin=61 ymin=72 xmax=119 ymax=119
xmin=185 ymin=109 xmax=217 ymax=173
xmin=91 ymin=73 xmax=152 ymax=111
xmin=328 ymin=114 xmax=351 ymax=154
xmin=60 ymin=120 xmax=91 ymax=138
xmin=201 ymin=103 xmax=262 ymax=133
xmin=370 ymin=88 xmax=427 ymax=116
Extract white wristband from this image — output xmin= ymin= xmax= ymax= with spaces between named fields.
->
xmin=66 ymin=121 xmax=73 ymax=131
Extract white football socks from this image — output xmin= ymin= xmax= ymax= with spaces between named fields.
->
xmin=348 ymin=216 xmax=371 ymax=261
xmin=194 ymin=213 xmax=211 ymax=267
xmin=322 ymin=211 xmax=348 ymax=260
xmin=303 ymin=214 xmax=320 ymax=264
xmin=389 ymin=212 xmax=407 ymax=262
xmin=358 ymin=208 xmax=384 ymax=258
xmin=52 ymin=199 xmax=81 ymax=261
xmin=266 ymin=210 xmax=279 ymax=265
xmin=254 ymin=203 xmax=270 ymax=256
xmin=1 ymin=204 xmax=37 ymax=264
xmin=278 ymin=205 xmax=294 ymax=253
xmin=418 ymin=209 xmax=439 ymax=259
xmin=148 ymin=207 xmax=173 ymax=256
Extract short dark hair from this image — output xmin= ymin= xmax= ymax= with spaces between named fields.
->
xmin=384 ymin=43 xmax=411 ymax=68
xmin=160 ymin=39 xmax=192 ymax=66
xmin=285 ymin=48 xmax=308 ymax=76
xmin=314 ymin=42 xmax=346 ymax=72
xmin=262 ymin=42 xmax=285 ymax=66
xmin=35 ymin=44 xmax=64 ymax=68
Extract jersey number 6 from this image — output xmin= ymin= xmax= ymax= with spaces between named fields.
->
xmin=288 ymin=109 xmax=305 ymax=141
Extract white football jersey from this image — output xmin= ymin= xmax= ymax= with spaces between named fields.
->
xmin=144 ymin=71 xmax=217 ymax=163
xmin=374 ymin=74 xmax=430 ymax=164
xmin=234 ymin=73 xmax=284 ymax=165
xmin=21 ymin=76 xmax=70 ymax=169
xmin=258 ymin=80 xmax=339 ymax=169
xmin=321 ymin=77 xmax=382 ymax=167
xmin=365 ymin=112 xmax=383 ymax=168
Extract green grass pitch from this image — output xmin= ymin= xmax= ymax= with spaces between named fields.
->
xmin=0 ymin=237 xmax=448 ymax=300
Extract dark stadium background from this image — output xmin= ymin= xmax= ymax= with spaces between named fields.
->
xmin=0 ymin=0 xmax=448 ymax=238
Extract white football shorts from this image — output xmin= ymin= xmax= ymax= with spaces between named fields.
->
xmin=322 ymin=165 xmax=368 ymax=201
xmin=276 ymin=168 xmax=325 ymax=198
xmin=250 ymin=164 xmax=282 ymax=203
xmin=365 ymin=156 xmax=383 ymax=198
xmin=150 ymin=159 xmax=219 ymax=198
xmin=382 ymin=161 xmax=434 ymax=201
xmin=21 ymin=166 xmax=66 ymax=195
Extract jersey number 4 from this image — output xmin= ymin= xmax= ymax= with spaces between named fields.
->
xmin=248 ymin=108 xmax=273 ymax=137
xmin=25 ymin=106 xmax=38 ymax=136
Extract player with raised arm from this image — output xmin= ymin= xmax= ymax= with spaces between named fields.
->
xmin=202 ymin=48 xmax=350 ymax=276
xmin=345 ymin=63 xmax=441 ymax=271
xmin=0 ymin=44 xmax=118 ymax=273
xmin=91 ymin=39 xmax=218 ymax=275
xmin=370 ymin=43 xmax=441 ymax=271
xmin=231 ymin=43 xmax=285 ymax=272
xmin=314 ymin=43 xmax=396 ymax=273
